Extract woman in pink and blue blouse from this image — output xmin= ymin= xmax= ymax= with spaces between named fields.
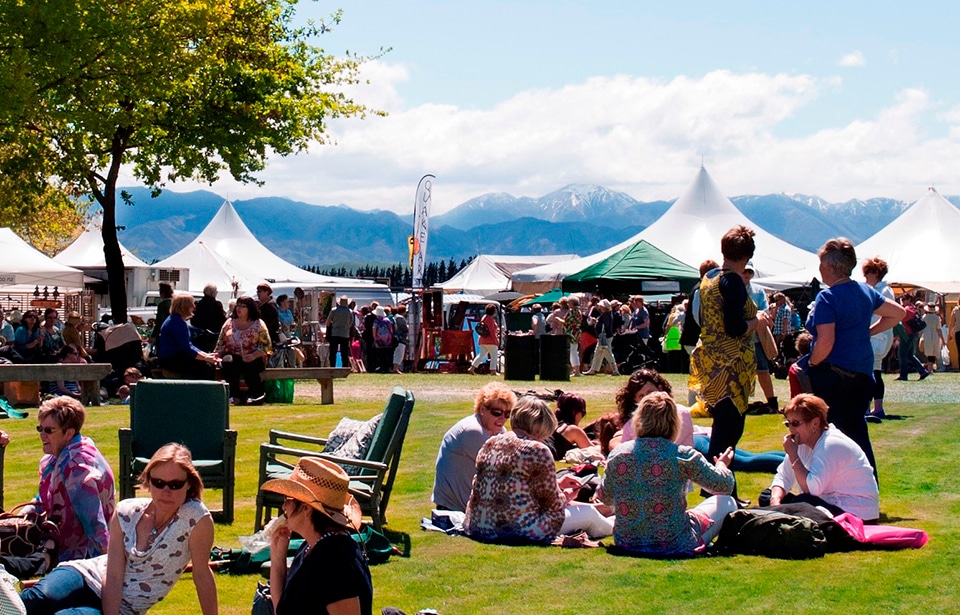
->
xmin=2 ymin=397 xmax=116 ymax=580
xmin=601 ymin=391 xmax=737 ymax=556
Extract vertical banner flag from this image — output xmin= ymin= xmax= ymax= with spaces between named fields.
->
xmin=409 ymin=174 xmax=434 ymax=289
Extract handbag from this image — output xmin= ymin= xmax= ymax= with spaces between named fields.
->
xmin=251 ymin=581 xmax=274 ymax=615
xmin=0 ymin=503 xmax=61 ymax=558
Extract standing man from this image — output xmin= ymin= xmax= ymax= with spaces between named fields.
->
xmin=256 ymin=283 xmax=281 ymax=345
xmin=327 ymin=295 xmax=353 ymax=369
xmin=630 ymin=295 xmax=651 ymax=351
xmin=191 ymin=283 xmax=226 ymax=334
xmin=148 ymin=282 xmax=173 ymax=347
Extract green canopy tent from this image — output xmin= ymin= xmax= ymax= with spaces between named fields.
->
xmin=520 ymin=287 xmax=569 ymax=307
xmin=561 ymin=240 xmax=701 ymax=295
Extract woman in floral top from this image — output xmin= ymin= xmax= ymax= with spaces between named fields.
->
xmin=464 ymin=396 xmax=613 ymax=544
xmin=20 ymin=443 xmax=218 ymax=615
xmin=601 ymin=391 xmax=736 ymax=556
xmin=215 ymin=295 xmax=272 ymax=405
xmin=6 ymin=397 xmax=116 ymax=580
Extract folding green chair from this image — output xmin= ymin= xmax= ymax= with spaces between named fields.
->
xmin=119 ymin=379 xmax=236 ymax=523
xmin=256 ymin=386 xmax=414 ymax=531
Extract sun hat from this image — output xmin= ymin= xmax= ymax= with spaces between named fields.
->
xmin=339 ymin=295 xmax=349 ymax=305
xmin=67 ymin=311 xmax=81 ymax=323
xmin=260 ymin=457 xmax=361 ymax=528
xmin=744 ymin=260 xmax=755 ymax=273
xmin=374 ymin=306 xmax=386 ymax=318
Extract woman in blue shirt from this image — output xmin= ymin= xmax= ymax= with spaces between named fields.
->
xmin=157 ymin=293 xmax=219 ymax=379
xmin=806 ymin=239 xmax=904 ymax=479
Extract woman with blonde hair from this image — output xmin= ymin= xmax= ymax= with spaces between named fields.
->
xmin=432 ymin=382 xmax=517 ymax=512
xmin=157 ymin=293 xmax=219 ymax=379
xmin=19 ymin=443 xmax=219 ymax=614
xmin=601 ymin=391 xmax=736 ymax=556
xmin=464 ymin=395 xmax=613 ymax=543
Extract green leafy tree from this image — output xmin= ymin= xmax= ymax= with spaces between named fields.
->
xmin=0 ymin=1 xmax=383 ymax=321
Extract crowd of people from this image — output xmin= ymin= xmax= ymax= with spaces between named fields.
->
xmin=428 ymin=226 xmax=919 ymax=560
xmin=0 ymin=224 xmax=945 ymax=612
xmin=0 ymin=396 xmax=370 ymax=614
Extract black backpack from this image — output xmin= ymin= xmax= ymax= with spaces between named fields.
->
xmin=713 ymin=509 xmax=828 ymax=559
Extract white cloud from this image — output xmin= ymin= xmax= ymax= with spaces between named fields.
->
xmin=838 ymin=50 xmax=866 ymax=68
xmin=172 ymin=65 xmax=960 ymax=214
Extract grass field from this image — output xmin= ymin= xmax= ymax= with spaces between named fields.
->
xmin=3 ymin=372 xmax=958 ymax=614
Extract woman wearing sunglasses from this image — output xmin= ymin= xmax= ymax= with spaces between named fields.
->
xmin=765 ymin=394 xmax=879 ymax=522
xmin=432 ymin=382 xmax=516 ymax=512
xmin=19 ymin=442 xmax=218 ymax=615
xmin=0 ymin=397 xmax=115 ymax=582
xmin=464 ymin=395 xmax=613 ymax=544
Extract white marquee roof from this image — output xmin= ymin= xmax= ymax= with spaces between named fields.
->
xmin=437 ymin=254 xmax=577 ymax=296
xmin=855 ymin=187 xmax=960 ymax=294
xmin=153 ymin=201 xmax=387 ymax=296
xmin=54 ymin=219 xmax=150 ymax=269
xmin=512 ymin=166 xmax=818 ymax=291
xmin=0 ymin=227 xmax=86 ymax=290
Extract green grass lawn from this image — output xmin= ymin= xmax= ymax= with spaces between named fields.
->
xmin=3 ymin=373 xmax=958 ymax=614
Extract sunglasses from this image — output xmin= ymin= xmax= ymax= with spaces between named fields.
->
xmin=486 ymin=407 xmax=509 ymax=418
xmin=149 ymin=477 xmax=188 ymax=491
xmin=36 ymin=426 xmax=60 ymax=434
xmin=782 ymin=419 xmax=807 ymax=428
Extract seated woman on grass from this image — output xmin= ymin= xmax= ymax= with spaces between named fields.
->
xmin=432 ymin=382 xmax=516 ymax=512
xmin=764 ymin=393 xmax=879 ymax=522
xmin=464 ymin=396 xmax=613 ymax=544
xmin=543 ymin=393 xmax=594 ymax=461
xmin=601 ymin=391 xmax=736 ymax=556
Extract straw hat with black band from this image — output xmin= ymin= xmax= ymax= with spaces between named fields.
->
xmin=261 ymin=457 xmax=361 ymax=529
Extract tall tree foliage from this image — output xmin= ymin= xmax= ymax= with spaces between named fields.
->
xmin=0 ymin=1 xmax=382 ymax=320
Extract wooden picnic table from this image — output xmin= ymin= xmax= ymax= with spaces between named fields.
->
xmin=0 ymin=363 xmax=113 ymax=406
xmin=261 ymin=367 xmax=351 ymax=405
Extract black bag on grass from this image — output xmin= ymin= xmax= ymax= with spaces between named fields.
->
xmin=713 ymin=508 xmax=827 ymax=559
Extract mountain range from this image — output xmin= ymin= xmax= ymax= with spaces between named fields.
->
xmin=108 ymin=184 xmax=953 ymax=267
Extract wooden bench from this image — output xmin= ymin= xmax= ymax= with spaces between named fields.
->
xmin=261 ymin=367 xmax=351 ymax=405
xmin=0 ymin=363 xmax=113 ymax=406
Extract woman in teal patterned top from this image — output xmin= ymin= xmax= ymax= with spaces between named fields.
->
xmin=601 ymin=391 xmax=737 ymax=556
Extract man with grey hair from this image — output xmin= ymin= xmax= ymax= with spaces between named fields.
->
xmin=191 ymin=283 xmax=226 ymax=334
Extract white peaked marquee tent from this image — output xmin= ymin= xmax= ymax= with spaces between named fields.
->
xmin=855 ymin=187 xmax=960 ymax=294
xmin=154 ymin=201 xmax=391 ymax=301
xmin=54 ymin=219 xmax=150 ymax=269
xmin=511 ymin=166 xmax=819 ymax=294
xmin=0 ymin=227 xmax=85 ymax=290
xmin=436 ymin=254 xmax=578 ymax=296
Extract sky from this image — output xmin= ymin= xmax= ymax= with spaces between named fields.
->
xmin=162 ymin=1 xmax=960 ymax=215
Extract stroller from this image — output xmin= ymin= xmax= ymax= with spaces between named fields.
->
xmin=613 ymin=334 xmax=660 ymax=374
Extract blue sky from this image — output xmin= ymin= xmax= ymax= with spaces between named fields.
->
xmin=167 ymin=1 xmax=960 ymax=213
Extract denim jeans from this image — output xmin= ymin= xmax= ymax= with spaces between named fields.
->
xmin=20 ymin=566 xmax=102 ymax=615
xmin=898 ymin=332 xmax=927 ymax=378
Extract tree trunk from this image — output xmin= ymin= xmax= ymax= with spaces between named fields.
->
xmin=100 ymin=186 xmax=128 ymax=323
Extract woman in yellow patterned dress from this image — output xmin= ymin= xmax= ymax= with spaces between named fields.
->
xmin=689 ymin=225 xmax=770 ymax=499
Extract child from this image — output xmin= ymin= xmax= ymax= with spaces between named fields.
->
xmin=116 ymin=367 xmax=144 ymax=404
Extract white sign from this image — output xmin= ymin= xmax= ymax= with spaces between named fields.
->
xmin=0 ymin=274 xmax=16 ymax=285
